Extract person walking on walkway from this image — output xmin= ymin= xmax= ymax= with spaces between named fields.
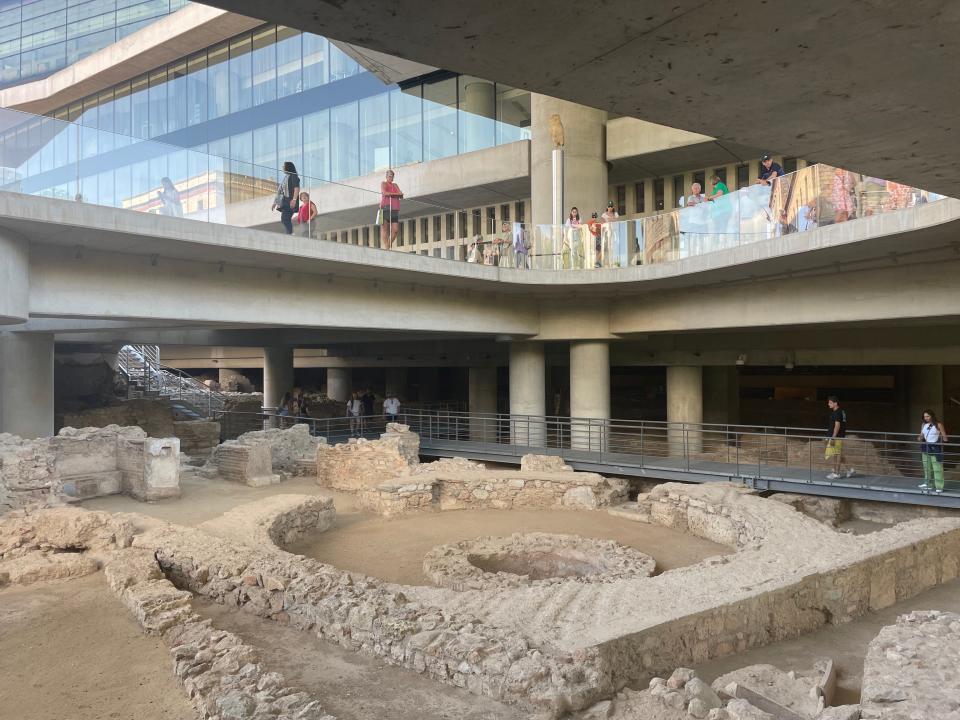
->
xmin=918 ymin=409 xmax=948 ymax=493
xmin=825 ymin=395 xmax=855 ymax=480
xmin=347 ymin=391 xmax=362 ymax=436
xmin=272 ymin=162 xmax=300 ymax=234
xmin=379 ymin=169 xmax=403 ymax=249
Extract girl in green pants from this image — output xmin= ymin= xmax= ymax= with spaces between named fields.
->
xmin=918 ymin=410 xmax=948 ymax=493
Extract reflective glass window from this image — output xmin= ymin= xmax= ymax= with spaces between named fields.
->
xmin=0 ymin=7 xmax=22 ymax=28
xmin=251 ymin=26 xmax=276 ymax=106
xmin=66 ymin=27 xmax=115 ymax=64
xmin=96 ymin=88 xmax=114 ymax=152
xmin=301 ymin=32 xmax=326 ymax=89
xmin=229 ymin=35 xmax=252 ymax=113
xmin=390 ymin=86 xmax=421 ymax=167
xmin=112 ymin=82 xmax=131 ymax=138
xmin=167 ymin=60 xmax=187 ymax=132
xmin=458 ymin=75 xmax=494 ymax=154
xmin=423 ymin=76 xmax=456 ymax=161
xmin=148 ymin=68 xmax=166 ymax=137
xmin=495 ymin=84 xmax=531 ymax=144
xmin=130 ymin=74 xmax=148 ymax=138
xmin=329 ymin=100 xmax=358 ymax=180
xmin=277 ymin=117 xmax=302 ymax=181
xmin=207 ymin=43 xmax=229 ymax=119
xmin=328 ymin=41 xmax=357 ymax=81
xmin=275 ymin=26 xmax=300 ymax=97
xmin=23 ymin=0 xmax=66 ymax=21
xmin=359 ymin=92 xmax=389 ymax=175
xmin=302 ymin=108 xmax=329 ymax=181
xmin=0 ymin=53 xmax=19 ymax=83
xmin=253 ymin=123 xmax=276 ymax=184
xmin=21 ymin=27 xmax=66 ymax=51
xmin=116 ymin=0 xmax=164 ymax=26
xmin=22 ymin=7 xmax=65 ymax=31
xmin=186 ymin=52 xmax=206 ymax=126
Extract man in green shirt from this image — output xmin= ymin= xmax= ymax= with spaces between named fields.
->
xmin=707 ymin=173 xmax=733 ymax=242
xmin=707 ymin=173 xmax=729 ymax=199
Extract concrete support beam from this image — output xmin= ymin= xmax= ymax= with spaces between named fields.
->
xmin=385 ymin=367 xmax=407 ymax=399
xmin=908 ymin=366 xmax=944 ymax=427
xmin=0 ymin=332 xmax=54 ymax=438
xmin=509 ymin=341 xmax=545 ymax=446
xmin=531 ymin=94 xmax=609 ymax=226
xmin=326 ymin=367 xmax=352 ymax=402
xmin=469 ymin=366 xmax=498 ymax=441
xmin=667 ymin=365 xmax=703 ymax=455
xmin=703 ymin=366 xmax=739 ymax=427
xmin=262 ymin=346 xmax=294 ymax=413
xmin=569 ymin=340 xmax=610 ymax=451
xmin=0 ymin=229 xmax=28 ymax=325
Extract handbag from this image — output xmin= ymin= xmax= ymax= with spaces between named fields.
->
xmin=273 ymin=182 xmax=286 ymax=212
xmin=374 ymin=207 xmax=383 ymax=226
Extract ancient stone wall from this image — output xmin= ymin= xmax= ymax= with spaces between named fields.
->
xmin=219 ymin=394 xmax=266 ymax=440
xmin=171 ymin=419 xmax=220 ymax=456
xmin=62 ymin=399 xmax=176 ymax=438
xmin=0 ymin=425 xmax=180 ymax=510
xmin=211 ymin=443 xmax=278 ymax=487
xmin=234 ymin=424 xmax=323 ymax=474
xmin=315 ymin=425 xmax=420 ymax=491
xmin=197 ymin=494 xmax=335 ymax=548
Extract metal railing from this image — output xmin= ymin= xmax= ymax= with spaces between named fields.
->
xmin=118 ymin=343 xmax=225 ymax=417
xmin=210 ymin=407 xmax=958 ymax=502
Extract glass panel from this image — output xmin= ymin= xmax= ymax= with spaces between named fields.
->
xmin=458 ymin=75 xmax=495 ymax=154
xmin=423 ymin=76 xmax=456 ymax=161
xmin=0 ymin=53 xmax=19 ymax=83
xmin=130 ymin=74 xmax=148 ymax=139
xmin=253 ymin=124 xmax=276 ymax=174
xmin=22 ymin=7 xmax=65 ymax=32
xmin=23 ymin=0 xmax=67 ymax=21
xmin=276 ymin=26 xmax=301 ymax=97
xmin=207 ymin=43 xmax=229 ymax=120
xmin=148 ymin=68 xmax=167 ymax=137
xmin=167 ymin=60 xmax=187 ymax=132
xmin=277 ymin=117 xmax=302 ymax=182
xmin=359 ymin=92 xmax=389 ymax=175
xmin=495 ymin=84 xmax=531 ymax=144
xmin=0 ymin=7 xmax=22 ymax=28
xmin=302 ymin=108 xmax=328 ymax=181
xmin=112 ymin=82 xmax=131 ymax=138
xmin=68 ymin=0 xmax=116 ymax=23
xmin=229 ymin=35 xmax=252 ymax=113
xmin=115 ymin=0 xmax=165 ymax=25
xmin=186 ymin=52 xmax=207 ymax=126
xmin=301 ymin=32 xmax=327 ymax=89
xmin=96 ymin=88 xmax=114 ymax=152
xmin=66 ymin=26 xmax=115 ymax=63
xmin=251 ymin=26 xmax=276 ymax=107
xmin=328 ymin=41 xmax=357 ymax=80
xmin=0 ymin=24 xmax=20 ymax=44
xmin=21 ymin=27 xmax=66 ymax=51
xmin=329 ymin=100 xmax=358 ymax=180
xmin=390 ymin=86 xmax=421 ymax=167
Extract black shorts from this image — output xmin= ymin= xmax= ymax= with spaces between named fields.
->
xmin=381 ymin=207 xmax=400 ymax=224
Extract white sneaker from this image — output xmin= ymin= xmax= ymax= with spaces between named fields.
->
xmin=826 ymin=472 xmax=840 ymax=480
xmin=846 ymin=468 xmax=856 ymax=478
xmin=936 ymin=488 xmax=943 ymax=494
xmin=919 ymin=483 xmax=931 ymax=489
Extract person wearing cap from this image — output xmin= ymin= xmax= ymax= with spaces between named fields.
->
xmin=599 ymin=201 xmax=620 ymax=269
xmin=756 ymin=154 xmax=784 ymax=185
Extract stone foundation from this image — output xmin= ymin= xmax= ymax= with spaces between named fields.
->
xmin=234 ymin=424 xmax=324 ymax=474
xmin=198 ymin=494 xmax=336 ymax=548
xmin=0 ymin=425 xmax=181 ymax=509
xmin=171 ymin=419 xmax=221 ymax=456
xmin=212 ymin=443 xmax=279 ymax=487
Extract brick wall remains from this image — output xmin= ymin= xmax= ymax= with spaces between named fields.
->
xmin=171 ymin=420 xmax=220 ymax=456
xmin=315 ymin=425 xmax=420 ymax=491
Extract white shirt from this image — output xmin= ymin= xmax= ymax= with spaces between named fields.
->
xmin=921 ymin=422 xmax=942 ymax=443
xmin=347 ymin=399 xmax=361 ymax=416
xmin=384 ymin=397 xmax=400 ymax=415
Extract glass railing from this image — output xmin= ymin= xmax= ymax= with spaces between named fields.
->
xmin=0 ymin=105 xmax=948 ymax=271
xmin=525 ymin=165 xmax=948 ymax=269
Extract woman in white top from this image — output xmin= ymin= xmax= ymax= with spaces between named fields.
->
xmin=917 ymin=409 xmax=948 ymax=492
xmin=348 ymin=391 xmax=362 ymax=436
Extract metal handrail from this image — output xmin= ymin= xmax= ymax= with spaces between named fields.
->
xmin=117 ymin=343 xmax=225 ymax=416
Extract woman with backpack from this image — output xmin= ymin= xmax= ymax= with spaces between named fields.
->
xmin=271 ymin=161 xmax=300 ymax=234
xmin=918 ymin=409 xmax=948 ymax=493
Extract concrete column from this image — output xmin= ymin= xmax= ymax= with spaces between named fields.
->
xmin=907 ymin=365 xmax=944 ymax=428
xmin=469 ymin=366 xmax=498 ymax=441
xmin=509 ymin=341 xmax=545 ymax=447
xmin=531 ymin=94 xmax=608 ymax=227
xmin=326 ymin=367 xmax=352 ymax=402
xmin=0 ymin=332 xmax=54 ymax=438
xmin=667 ymin=366 xmax=703 ymax=455
xmin=703 ymin=366 xmax=739 ymax=427
xmin=569 ymin=340 xmax=610 ymax=451
xmin=0 ymin=230 xmax=28 ymax=324
xmin=262 ymin=346 xmax=294 ymax=415
xmin=385 ymin=367 xmax=407 ymax=399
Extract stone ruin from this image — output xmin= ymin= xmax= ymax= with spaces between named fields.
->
xmin=0 ymin=424 xmax=180 ymax=511
xmin=204 ymin=423 xmax=326 ymax=487
xmin=314 ymin=422 xmax=420 ymax=491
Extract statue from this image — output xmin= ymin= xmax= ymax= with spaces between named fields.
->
xmin=548 ymin=113 xmax=565 ymax=148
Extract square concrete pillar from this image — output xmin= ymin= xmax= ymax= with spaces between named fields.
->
xmin=0 ymin=332 xmax=54 ymax=438
xmin=667 ymin=365 xmax=703 ymax=456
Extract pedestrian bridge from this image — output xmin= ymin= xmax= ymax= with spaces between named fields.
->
xmin=220 ymin=409 xmax=960 ymax=510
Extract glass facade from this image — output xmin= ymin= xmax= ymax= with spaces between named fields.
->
xmin=45 ymin=23 xmax=532 ymax=183
xmin=0 ymin=0 xmax=190 ymax=86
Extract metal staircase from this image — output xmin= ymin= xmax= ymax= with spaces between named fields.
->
xmin=117 ymin=344 xmax=225 ymax=418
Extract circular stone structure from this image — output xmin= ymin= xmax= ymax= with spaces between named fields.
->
xmin=423 ymin=532 xmax=656 ymax=591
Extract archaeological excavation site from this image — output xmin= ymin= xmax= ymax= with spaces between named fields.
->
xmin=2 ymin=408 xmax=959 ymax=720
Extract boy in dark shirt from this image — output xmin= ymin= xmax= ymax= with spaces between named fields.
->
xmin=825 ymin=395 xmax=855 ymax=479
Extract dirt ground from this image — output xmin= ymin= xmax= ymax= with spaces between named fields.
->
xmin=694 ymin=576 xmax=960 ymax=704
xmin=0 ymin=573 xmax=198 ymax=720
xmin=195 ymin=600 xmax=526 ymax=720
xmin=287 ymin=507 xmax=729 ymax=586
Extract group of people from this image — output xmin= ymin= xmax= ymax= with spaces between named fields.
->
xmin=823 ymin=396 xmax=949 ymax=493
xmin=346 ymin=388 xmax=402 ymax=436
xmin=558 ymin=201 xmax=624 ymax=268
xmin=467 ymin=221 xmax=531 ymax=267
xmin=276 ymin=387 xmax=310 ymax=424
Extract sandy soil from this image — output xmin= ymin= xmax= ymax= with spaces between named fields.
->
xmin=195 ymin=600 xmax=526 ymax=720
xmin=83 ymin=471 xmax=358 ymax=526
xmin=694 ymin=576 xmax=960 ymax=704
xmin=0 ymin=573 xmax=198 ymax=720
xmin=287 ymin=508 xmax=729 ymax=586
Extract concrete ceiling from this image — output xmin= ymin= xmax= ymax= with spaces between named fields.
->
xmin=198 ymin=1 xmax=960 ymax=197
